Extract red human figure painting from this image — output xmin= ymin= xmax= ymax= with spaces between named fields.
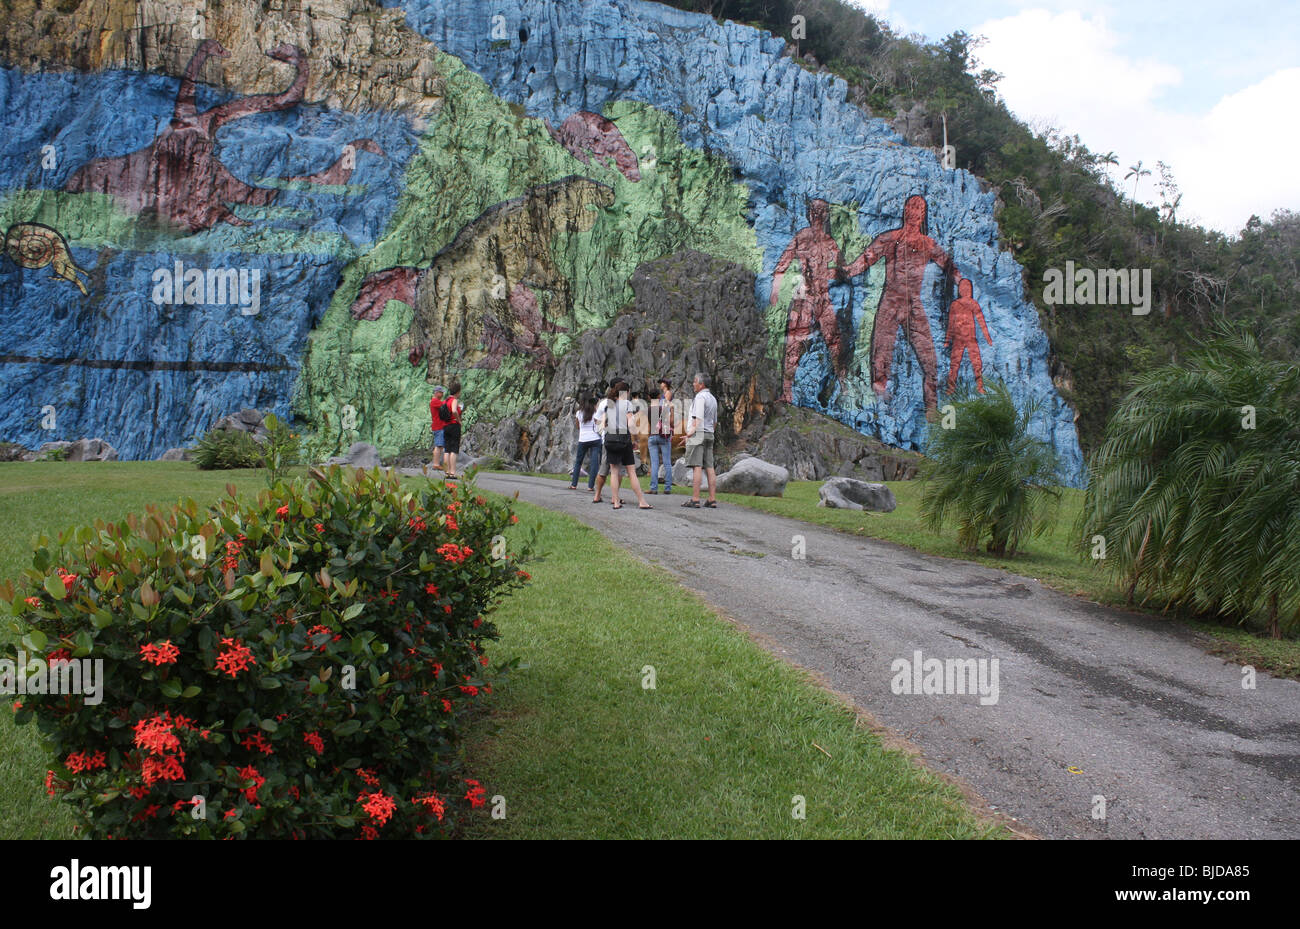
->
xmin=843 ymin=194 xmax=960 ymax=414
xmin=946 ymin=277 xmax=993 ymax=394
xmin=769 ymin=199 xmax=846 ymax=402
xmin=64 ymin=40 xmax=382 ymax=233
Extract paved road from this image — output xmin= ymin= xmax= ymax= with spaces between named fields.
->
xmin=475 ymin=472 xmax=1300 ymax=839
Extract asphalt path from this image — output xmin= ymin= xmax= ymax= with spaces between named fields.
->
xmin=474 ymin=471 xmax=1300 ymax=839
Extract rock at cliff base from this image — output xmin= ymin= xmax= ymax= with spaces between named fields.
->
xmin=818 ymin=477 xmax=897 ymax=513
xmin=327 ymin=442 xmax=382 ymax=469
xmin=716 ymin=457 xmax=789 ymax=497
xmin=160 ymin=448 xmax=192 ymax=462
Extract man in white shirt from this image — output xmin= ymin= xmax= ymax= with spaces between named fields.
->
xmin=682 ymin=371 xmax=718 ymax=508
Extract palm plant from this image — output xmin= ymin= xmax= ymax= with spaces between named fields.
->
xmin=1125 ymin=160 xmax=1151 ymax=218
xmin=1077 ymin=327 xmax=1300 ymax=637
xmin=920 ymin=383 xmax=1062 ymax=556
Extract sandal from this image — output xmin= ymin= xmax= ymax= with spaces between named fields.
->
xmin=612 ymin=503 xmax=622 ymax=510
xmin=591 ymin=498 xmax=603 ymax=504
xmin=681 ymin=499 xmax=700 ymax=508
xmin=638 ymin=504 xmax=653 ymax=510
xmin=703 ymin=501 xmax=717 ymax=508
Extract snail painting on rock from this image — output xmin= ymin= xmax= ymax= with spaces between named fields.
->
xmin=3 ymin=222 xmax=91 ymax=295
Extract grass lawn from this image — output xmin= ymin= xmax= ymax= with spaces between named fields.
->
xmin=0 ymin=462 xmax=1002 ymax=839
xmin=506 ymin=470 xmax=1300 ymax=681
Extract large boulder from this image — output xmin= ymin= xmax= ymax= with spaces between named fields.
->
xmin=818 ymin=477 xmax=897 ymax=513
xmin=213 ymin=409 xmax=271 ymax=444
xmin=756 ymin=407 xmax=921 ymax=482
xmin=671 ymin=456 xmax=692 ymax=486
xmin=326 ymin=442 xmax=382 ymax=469
xmin=67 ymin=438 xmax=118 ymax=462
xmin=715 ymin=457 xmax=788 ymax=497
xmin=159 ymin=448 xmax=192 ymax=462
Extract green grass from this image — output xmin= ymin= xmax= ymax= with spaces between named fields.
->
xmin=0 ymin=462 xmax=1001 ymax=839
xmin=506 ymin=470 xmax=1300 ymax=680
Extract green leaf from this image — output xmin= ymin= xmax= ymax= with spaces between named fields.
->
xmin=91 ymin=610 xmax=114 ymax=629
xmin=259 ymin=718 xmax=278 ymax=733
xmin=182 ymin=686 xmax=201 ymax=699
xmin=333 ymin=720 xmax=361 ymax=737
xmin=160 ymin=678 xmax=183 ymax=698
xmin=23 ymin=629 xmax=47 ymax=651
xmin=342 ymin=602 xmax=364 ymax=621
xmin=43 ymin=574 xmax=66 ymax=600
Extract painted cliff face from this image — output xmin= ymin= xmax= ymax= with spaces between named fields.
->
xmin=63 ymin=40 xmax=384 ymax=234
xmin=352 ymin=177 xmax=614 ymax=378
xmin=0 ymin=0 xmax=1084 ymax=485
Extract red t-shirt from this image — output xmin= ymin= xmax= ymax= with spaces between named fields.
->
xmin=430 ymin=397 xmax=445 ymax=431
xmin=443 ymin=396 xmax=461 ymax=425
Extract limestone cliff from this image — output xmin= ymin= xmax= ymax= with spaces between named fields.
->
xmin=0 ymin=0 xmax=1086 ymax=484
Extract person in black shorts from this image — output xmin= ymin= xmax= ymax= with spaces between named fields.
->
xmin=441 ymin=380 xmax=464 ymax=478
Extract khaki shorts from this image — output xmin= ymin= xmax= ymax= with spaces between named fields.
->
xmin=684 ymin=432 xmax=714 ymax=469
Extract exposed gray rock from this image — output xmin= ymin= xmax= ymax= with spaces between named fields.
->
xmin=715 ymin=457 xmax=788 ymax=497
xmin=214 ymin=408 xmax=271 ymax=444
xmin=672 ymin=456 xmax=692 ymax=486
xmin=326 ymin=442 xmax=382 ymax=469
xmin=67 ymin=438 xmax=118 ymax=462
xmin=159 ymin=447 xmax=192 ymax=462
xmin=818 ymin=477 xmax=897 ymax=513
xmin=31 ymin=440 xmax=73 ymax=461
xmin=756 ymin=407 xmax=921 ymax=482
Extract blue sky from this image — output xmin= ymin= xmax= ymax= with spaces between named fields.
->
xmin=848 ymin=1 xmax=1300 ymax=232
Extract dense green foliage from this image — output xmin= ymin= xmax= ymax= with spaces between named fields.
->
xmin=920 ymin=383 xmax=1061 ymax=556
xmin=1077 ymin=330 xmax=1300 ymax=637
xmin=193 ymin=428 xmax=263 ymax=471
xmin=663 ymin=0 xmax=1300 ymax=453
xmin=2 ymin=467 xmax=535 ymax=837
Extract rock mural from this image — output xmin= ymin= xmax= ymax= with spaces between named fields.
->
xmin=0 ymin=0 xmax=1085 ymax=484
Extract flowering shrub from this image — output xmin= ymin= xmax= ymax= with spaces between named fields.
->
xmin=1 ymin=466 xmax=535 ymax=838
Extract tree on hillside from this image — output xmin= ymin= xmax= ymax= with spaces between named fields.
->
xmin=1077 ymin=327 xmax=1300 ymax=637
xmin=1125 ymin=160 xmax=1151 ymax=218
xmin=920 ymin=383 xmax=1061 ymax=557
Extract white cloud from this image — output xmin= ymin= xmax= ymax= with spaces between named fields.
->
xmin=973 ymin=8 xmax=1298 ymax=233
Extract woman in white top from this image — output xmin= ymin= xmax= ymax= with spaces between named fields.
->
xmin=569 ymin=394 xmax=603 ymax=490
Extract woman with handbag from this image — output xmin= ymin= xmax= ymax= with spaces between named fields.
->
xmin=593 ymin=381 xmax=652 ymax=510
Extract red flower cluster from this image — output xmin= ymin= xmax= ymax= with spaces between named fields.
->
xmin=424 ymin=582 xmax=439 ymax=597
xmin=139 ymin=640 xmax=180 ymax=666
xmin=237 ymin=765 xmax=265 ymax=803
xmin=303 ymin=731 xmax=324 ymax=755
xmin=222 ymin=535 xmax=247 ymax=573
xmin=445 ymin=513 xmax=459 ymax=533
xmin=408 ymin=516 xmax=428 ymax=532
xmin=57 ymin=568 xmax=78 ymax=591
xmin=215 ymin=637 xmax=256 ymax=677
xmin=46 ymin=648 xmax=72 ymax=666
xmin=64 ymin=750 xmax=107 ymax=774
xmin=359 ymin=790 xmax=396 ymax=827
xmin=24 ymin=596 xmax=40 ymax=608
xmin=240 ymin=731 xmax=274 ymax=756
xmin=276 ymin=505 xmax=289 ymax=518
xmin=412 ymin=791 xmax=446 ymax=821
xmin=464 ymin=779 xmax=486 ymax=809
xmin=356 ymin=767 xmax=381 ymax=788
xmin=436 ymin=543 xmax=473 ymax=564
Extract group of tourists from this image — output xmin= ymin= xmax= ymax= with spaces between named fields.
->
xmin=569 ymin=373 xmax=719 ymax=509
xmin=427 ymin=372 xmax=720 ymax=508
